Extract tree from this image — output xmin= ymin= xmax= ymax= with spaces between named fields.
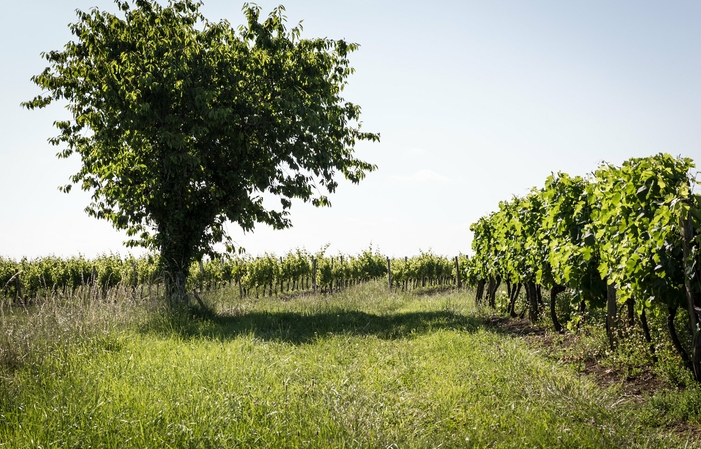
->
xmin=23 ymin=0 xmax=379 ymax=304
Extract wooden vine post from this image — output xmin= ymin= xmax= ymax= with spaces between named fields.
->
xmin=387 ymin=257 xmax=392 ymax=291
xmin=198 ymin=259 xmax=205 ymax=292
xmin=15 ymin=273 xmax=22 ymax=301
xmin=312 ymin=256 xmax=316 ymax=293
xmin=131 ymin=260 xmax=138 ymax=300
xmin=454 ymin=256 xmax=461 ymax=288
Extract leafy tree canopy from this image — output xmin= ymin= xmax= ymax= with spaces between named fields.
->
xmin=23 ymin=0 xmax=378 ymax=300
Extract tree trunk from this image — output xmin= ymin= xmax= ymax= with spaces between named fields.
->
xmin=508 ymin=283 xmax=521 ymax=318
xmin=487 ymin=275 xmax=501 ymax=309
xmin=667 ymin=305 xmax=693 ymax=372
xmin=487 ymin=277 xmax=496 ymax=308
xmin=606 ymin=283 xmax=617 ymax=350
xmin=160 ymin=238 xmax=194 ymax=307
xmin=476 ymin=279 xmax=486 ymax=305
xmin=527 ymin=281 xmax=539 ymax=323
xmin=164 ymin=265 xmax=188 ymax=306
xmin=640 ymin=306 xmax=657 ymax=363
xmin=680 ymin=208 xmax=701 ymax=382
xmin=550 ymin=285 xmax=566 ymax=333
xmin=626 ymin=297 xmax=635 ymax=327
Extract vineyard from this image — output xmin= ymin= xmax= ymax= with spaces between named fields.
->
xmin=3 ymin=153 xmax=701 ymax=446
xmin=0 ymin=248 xmax=467 ymax=302
xmin=469 ymin=153 xmax=701 ymax=383
xmin=2 ymin=152 xmax=701 ymax=386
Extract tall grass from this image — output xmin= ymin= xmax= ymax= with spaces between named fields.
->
xmin=0 ymin=282 xmax=698 ymax=448
xmin=0 ymin=288 xmax=150 ymax=377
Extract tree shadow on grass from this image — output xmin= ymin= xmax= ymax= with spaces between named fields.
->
xmin=143 ymin=308 xmax=491 ymax=345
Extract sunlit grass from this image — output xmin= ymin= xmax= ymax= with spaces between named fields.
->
xmin=0 ymin=282 xmax=697 ymax=448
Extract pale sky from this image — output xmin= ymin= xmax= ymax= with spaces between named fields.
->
xmin=2 ymin=0 xmax=701 ymax=260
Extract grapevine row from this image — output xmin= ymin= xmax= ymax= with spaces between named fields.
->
xmin=469 ymin=153 xmax=701 ymax=382
xmin=1 ymin=248 xmax=467 ymax=301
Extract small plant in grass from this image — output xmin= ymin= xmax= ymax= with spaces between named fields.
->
xmin=600 ymin=323 xmax=660 ymax=378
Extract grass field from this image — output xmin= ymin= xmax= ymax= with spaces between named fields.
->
xmin=1 ymin=282 xmax=699 ymax=448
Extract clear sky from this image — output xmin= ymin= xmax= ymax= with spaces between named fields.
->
xmin=2 ymin=0 xmax=701 ymax=260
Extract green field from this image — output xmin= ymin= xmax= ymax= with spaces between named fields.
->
xmin=1 ymin=282 xmax=699 ymax=448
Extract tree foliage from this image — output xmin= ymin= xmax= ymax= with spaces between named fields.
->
xmin=23 ymin=0 xmax=378 ymax=302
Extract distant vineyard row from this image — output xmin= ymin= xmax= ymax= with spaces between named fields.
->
xmin=0 ymin=248 xmax=470 ymax=300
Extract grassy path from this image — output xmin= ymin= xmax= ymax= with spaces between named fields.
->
xmin=0 ymin=283 xmax=696 ymax=448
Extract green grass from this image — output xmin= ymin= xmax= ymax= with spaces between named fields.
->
xmin=0 ymin=283 xmax=698 ymax=448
